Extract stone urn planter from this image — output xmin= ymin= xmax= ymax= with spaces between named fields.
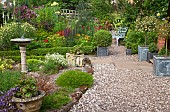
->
xmin=12 ymin=90 xmax=45 ymax=112
xmin=126 ymin=48 xmax=132 ymax=55
xmin=153 ymin=55 xmax=170 ymax=76
xmin=138 ymin=45 xmax=149 ymax=61
xmin=66 ymin=53 xmax=84 ymax=67
xmin=97 ymin=46 xmax=109 ymax=56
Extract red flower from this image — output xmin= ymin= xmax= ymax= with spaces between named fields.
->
xmin=44 ymin=39 xmax=48 ymax=43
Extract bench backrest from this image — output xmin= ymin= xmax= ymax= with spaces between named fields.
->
xmin=118 ymin=27 xmax=128 ymax=37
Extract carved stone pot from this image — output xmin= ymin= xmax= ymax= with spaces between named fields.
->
xmin=12 ymin=91 xmax=45 ymax=112
xmin=66 ymin=53 xmax=84 ymax=67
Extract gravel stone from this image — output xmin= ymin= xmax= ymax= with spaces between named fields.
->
xmin=69 ymin=44 xmax=170 ymax=112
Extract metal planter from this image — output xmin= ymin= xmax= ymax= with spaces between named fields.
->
xmin=153 ymin=55 xmax=170 ymax=76
xmin=138 ymin=45 xmax=149 ymax=61
xmin=97 ymin=47 xmax=108 ymax=56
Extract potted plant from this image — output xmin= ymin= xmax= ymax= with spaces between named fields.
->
xmin=135 ymin=16 xmax=159 ymax=61
xmin=93 ymin=29 xmax=112 ymax=56
xmin=125 ymin=42 xmax=132 ymax=55
xmin=153 ymin=18 xmax=170 ymax=76
xmin=147 ymin=42 xmax=158 ymax=63
xmin=12 ymin=75 xmax=45 ymax=112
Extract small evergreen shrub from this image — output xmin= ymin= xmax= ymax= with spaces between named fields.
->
xmin=27 ymin=59 xmax=44 ymax=72
xmin=93 ymin=30 xmax=112 ymax=47
xmin=56 ymin=70 xmax=94 ymax=89
xmin=41 ymin=87 xmax=72 ymax=111
xmin=125 ymin=30 xmax=145 ymax=54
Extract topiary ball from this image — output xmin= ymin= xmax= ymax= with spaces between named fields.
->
xmin=56 ymin=70 xmax=94 ymax=89
xmin=93 ymin=30 xmax=112 ymax=47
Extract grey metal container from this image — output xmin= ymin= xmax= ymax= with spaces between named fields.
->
xmin=153 ymin=55 xmax=170 ymax=76
xmin=138 ymin=45 xmax=149 ymax=61
xmin=97 ymin=47 xmax=108 ymax=56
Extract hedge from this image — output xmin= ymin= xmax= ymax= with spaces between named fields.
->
xmin=6 ymin=56 xmax=45 ymax=62
xmin=0 ymin=46 xmax=96 ymax=60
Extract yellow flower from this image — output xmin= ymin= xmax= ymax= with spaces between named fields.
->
xmin=55 ymin=11 xmax=60 ymax=14
xmin=51 ymin=2 xmax=59 ymax=6
xmin=156 ymin=13 xmax=160 ymax=17
xmin=76 ymin=34 xmax=81 ymax=36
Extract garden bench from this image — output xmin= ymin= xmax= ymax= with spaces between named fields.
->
xmin=110 ymin=27 xmax=128 ymax=47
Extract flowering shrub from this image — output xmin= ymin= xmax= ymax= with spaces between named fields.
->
xmin=0 ymin=22 xmax=36 ymax=50
xmin=45 ymin=53 xmax=68 ymax=67
xmin=14 ymin=5 xmax=36 ymax=22
xmin=0 ymin=58 xmax=15 ymax=71
xmin=47 ymin=34 xmax=66 ymax=47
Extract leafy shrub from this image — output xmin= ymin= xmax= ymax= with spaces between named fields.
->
xmin=148 ymin=43 xmax=158 ymax=53
xmin=125 ymin=30 xmax=145 ymax=54
xmin=0 ymin=58 xmax=15 ymax=71
xmin=0 ymin=70 xmax=21 ymax=92
xmin=41 ymin=87 xmax=72 ymax=111
xmin=0 ymin=22 xmax=36 ymax=50
xmin=27 ymin=59 xmax=44 ymax=72
xmin=158 ymin=47 xmax=169 ymax=56
xmin=147 ymin=32 xmax=158 ymax=44
xmin=93 ymin=30 xmax=112 ymax=47
xmin=47 ymin=34 xmax=66 ymax=47
xmin=15 ymin=76 xmax=38 ymax=98
xmin=41 ymin=61 xmax=59 ymax=75
xmin=56 ymin=70 xmax=94 ymax=89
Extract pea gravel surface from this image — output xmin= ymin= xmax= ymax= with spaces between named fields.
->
xmin=69 ymin=44 xmax=170 ymax=112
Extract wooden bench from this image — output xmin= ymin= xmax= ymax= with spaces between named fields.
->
xmin=110 ymin=27 xmax=128 ymax=47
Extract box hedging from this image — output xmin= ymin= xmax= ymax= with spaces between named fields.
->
xmin=6 ymin=56 xmax=45 ymax=62
xmin=0 ymin=46 xmax=95 ymax=57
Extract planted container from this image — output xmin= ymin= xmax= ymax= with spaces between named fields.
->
xmin=93 ymin=30 xmax=112 ymax=56
xmin=138 ymin=45 xmax=149 ymax=61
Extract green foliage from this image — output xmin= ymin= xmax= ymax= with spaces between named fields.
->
xmin=41 ymin=87 xmax=72 ymax=111
xmin=41 ymin=61 xmax=59 ymax=75
xmin=147 ymin=32 xmax=158 ymax=44
xmin=0 ymin=58 xmax=15 ymax=71
xmin=0 ymin=22 xmax=36 ymax=50
xmin=125 ymin=30 xmax=145 ymax=54
xmin=93 ymin=30 xmax=112 ymax=47
xmin=47 ymin=34 xmax=66 ymax=47
xmin=27 ymin=59 xmax=44 ymax=72
xmin=41 ymin=53 xmax=67 ymax=75
xmin=15 ymin=76 xmax=38 ymax=98
xmin=148 ymin=43 xmax=158 ymax=53
xmin=28 ymin=47 xmax=73 ymax=56
xmin=158 ymin=47 xmax=169 ymax=56
xmin=135 ymin=16 xmax=158 ymax=33
xmin=56 ymin=70 xmax=94 ymax=89
xmin=33 ymin=3 xmax=60 ymax=31
xmin=5 ymin=56 xmax=45 ymax=62
xmin=0 ymin=70 xmax=21 ymax=92
xmin=91 ymin=0 xmax=112 ymax=19
xmin=70 ymin=45 xmax=95 ymax=55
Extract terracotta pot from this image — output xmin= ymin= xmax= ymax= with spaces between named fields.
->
xmin=157 ymin=36 xmax=165 ymax=51
xmin=12 ymin=91 xmax=45 ymax=112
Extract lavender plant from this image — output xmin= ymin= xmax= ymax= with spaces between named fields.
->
xmin=0 ymin=87 xmax=22 ymax=112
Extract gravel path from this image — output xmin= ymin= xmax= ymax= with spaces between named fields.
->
xmin=69 ymin=44 xmax=170 ymax=112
